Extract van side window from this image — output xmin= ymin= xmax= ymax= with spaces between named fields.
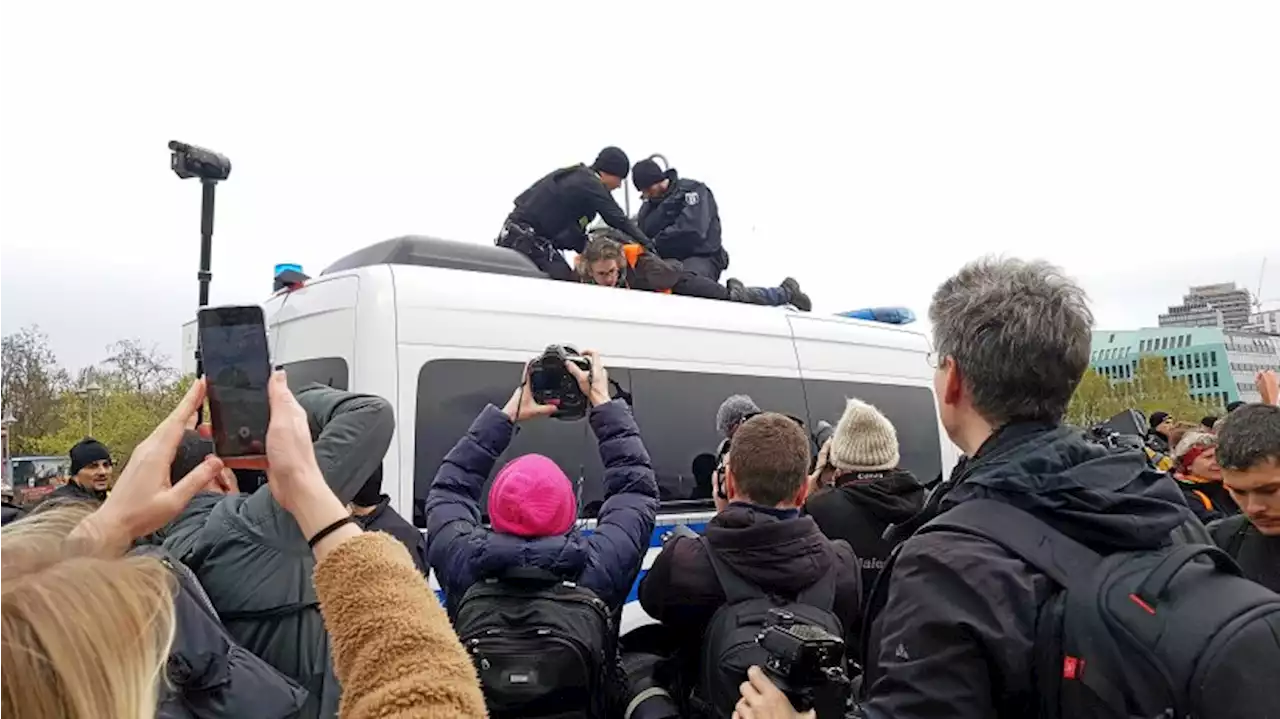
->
xmin=415 ymin=360 xmax=630 ymax=527
xmin=412 ymin=361 xmax=944 ymax=525
xmin=282 ymin=357 xmax=350 ymax=391
xmin=802 ymin=379 xmax=942 ymax=485
xmin=627 ymin=370 xmax=808 ymax=503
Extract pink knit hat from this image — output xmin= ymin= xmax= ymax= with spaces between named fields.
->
xmin=488 ymin=454 xmax=577 ymax=538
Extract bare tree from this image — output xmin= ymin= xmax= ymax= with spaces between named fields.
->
xmin=1 ymin=326 xmax=70 ymax=453
xmin=102 ymin=340 xmax=177 ymax=394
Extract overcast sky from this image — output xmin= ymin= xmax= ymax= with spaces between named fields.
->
xmin=2 ymin=2 xmax=1277 ymax=373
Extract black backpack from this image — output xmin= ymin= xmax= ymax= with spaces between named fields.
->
xmin=918 ymin=499 xmax=1280 ymax=719
xmin=454 ymin=567 xmax=614 ymax=719
xmin=694 ymin=536 xmax=845 ymax=718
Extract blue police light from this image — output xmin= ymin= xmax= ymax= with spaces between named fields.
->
xmin=273 ymin=263 xmax=310 ymax=292
xmin=839 ymin=307 xmax=917 ymax=325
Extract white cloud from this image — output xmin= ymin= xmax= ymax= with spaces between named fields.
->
xmin=2 ymin=1 xmax=1277 ymax=371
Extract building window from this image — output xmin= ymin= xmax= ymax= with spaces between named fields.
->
xmin=1109 ymin=334 xmax=1115 ymax=343
xmin=1194 ymin=353 xmax=1201 ymax=368
xmin=1177 ymin=355 xmax=1185 ymax=370
xmin=1213 ymin=373 xmax=1219 ymax=388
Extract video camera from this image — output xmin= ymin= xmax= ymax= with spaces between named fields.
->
xmin=168 ymin=141 xmax=232 ymax=182
xmin=1084 ymin=409 xmax=1148 ymax=453
xmin=758 ymin=609 xmax=850 ymax=716
xmin=528 ymin=345 xmax=592 ymax=420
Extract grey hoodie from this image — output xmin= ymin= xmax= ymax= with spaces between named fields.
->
xmin=161 ymin=383 xmax=394 ymax=719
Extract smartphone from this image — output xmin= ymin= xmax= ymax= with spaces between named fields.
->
xmin=197 ymin=305 xmax=271 ymax=467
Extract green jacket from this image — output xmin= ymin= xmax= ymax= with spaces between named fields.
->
xmin=161 ymin=383 xmax=395 ymax=719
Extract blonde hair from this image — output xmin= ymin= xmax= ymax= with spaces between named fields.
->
xmin=2 ymin=505 xmax=176 ymax=719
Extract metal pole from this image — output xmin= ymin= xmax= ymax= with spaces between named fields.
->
xmin=195 ymin=179 xmax=216 ymax=426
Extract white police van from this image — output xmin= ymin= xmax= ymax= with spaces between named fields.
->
xmin=190 ymin=236 xmax=958 ymax=632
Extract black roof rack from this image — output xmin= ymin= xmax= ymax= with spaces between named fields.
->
xmin=321 ymin=236 xmax=548 ymax=279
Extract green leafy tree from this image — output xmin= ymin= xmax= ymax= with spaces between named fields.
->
xmin=1068 ymin=355 xmax=1223 ymax=429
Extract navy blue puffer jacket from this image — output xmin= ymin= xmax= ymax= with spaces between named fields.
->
xmin=425 ymin=400 xmax=659 ymax=617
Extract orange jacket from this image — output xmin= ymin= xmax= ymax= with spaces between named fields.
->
xmin=622 ymin=244 xmax=673 ymax=294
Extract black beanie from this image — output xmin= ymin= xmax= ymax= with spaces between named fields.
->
xmin=171 ymin=430 xmax=215 ymax=486
xmin=632 ymin=158 xmax=666 ymax=192
xmin=69 ymin=438 xmax=112 ymax=476
xmin=1149 ymin=411 xmax=1170 ymax=430
xmin=591 ymin=146 xmax=630 ymax=179
xmin=352 ymin=464 xmax=384 ymax=508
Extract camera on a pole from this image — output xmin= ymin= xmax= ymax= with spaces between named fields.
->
xmin=169 ymin=141 xmax=232 ymax=182
xmin=169 ymin=140 xmax=232 ymax=423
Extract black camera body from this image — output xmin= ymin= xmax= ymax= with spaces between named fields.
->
xmin=759 ymin=609 xmax=850 ymax=716
xmin=169 ymin=140 xmax=232 ymax=182
xmin=528 ymin=345 xmax=592 ymax=420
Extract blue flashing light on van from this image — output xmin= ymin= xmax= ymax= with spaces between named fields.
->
xmin=273 ymin=263 xmax=310 ymax=292
xmin=839 ymin=307 xmax=917 ymax=325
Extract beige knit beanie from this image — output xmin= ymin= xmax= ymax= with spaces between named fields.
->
xmin=828 ymin=398 xmax=900 ymax=472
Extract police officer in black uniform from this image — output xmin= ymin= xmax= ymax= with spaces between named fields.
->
xmin=498 ymin=146 xmax=652 ymax=281
xmin=632 ymin=156 xmax=728 ymax=281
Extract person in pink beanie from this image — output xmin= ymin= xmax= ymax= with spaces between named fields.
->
xmin=425 ymin=349 xmax=660 ymax=618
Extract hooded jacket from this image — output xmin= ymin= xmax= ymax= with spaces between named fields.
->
xmin=804 ymin=468 xmax=925 ymax=600
xmin=1 ymin=499 xmax=24 ymax=525
xmin=353 ymin=495 xmax=429 ymax=576
xmin=160 ymin=383 xmax=395 ymax=719
xmin=509 ymin=164 xmax=650 ymax=250
xmin=861 ymin=422 xmax=1192 ymax=719
xmin=638 ymin=503 xmax=863 ymax=662
xmin=425 ymin=400 xmax=659 ymax=616
xmin=636 ymin=171 xmax=724 ymax=262
xmin=144 ymin=547 xmax=308 ymax=719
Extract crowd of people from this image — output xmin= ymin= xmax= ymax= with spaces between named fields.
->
xmin=496 ymin=146 xmax=813 ymax=311
xmin=4 ymin=256 xmax=1280 ymax=719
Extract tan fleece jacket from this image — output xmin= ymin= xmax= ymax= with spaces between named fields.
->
xmin=314 ymin=532 xmax=487 ymax=719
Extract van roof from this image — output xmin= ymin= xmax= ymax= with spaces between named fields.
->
xmin=322 ymin=236 xmax=547 ymax=279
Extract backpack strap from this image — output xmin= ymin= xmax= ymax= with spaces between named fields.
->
xmin=921 ymin=499 xmax=1101 ymax=589
xmin=497 ymin=566 xmax=566 ymax=585
xmin=700 ymin=536 xmax=766 ymax=604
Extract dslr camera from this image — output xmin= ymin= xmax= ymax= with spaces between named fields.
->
xmin=528 ymin=345 xmax=593 ymax=420
xmin=758 ymin=609 xmax=851 ymax=717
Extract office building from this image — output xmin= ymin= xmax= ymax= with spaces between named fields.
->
xmin=1158 ymin=283 xmax=1254 ymax=331
xmin=1246 ymin=308 xmax=1280 ymax=336
xmin=1090 ymin=327 xmax=1280 ymax=405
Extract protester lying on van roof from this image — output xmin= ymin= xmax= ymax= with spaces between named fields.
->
xmin=577 ymin=230 xmax=811 ymax=311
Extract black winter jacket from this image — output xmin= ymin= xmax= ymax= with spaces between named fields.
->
xmin=804 ymin=468 xmax=925 ymax=601
xmin=1209 ymin=514 xmax=1280 ymax=593
xmin=353 ymin=495 xmax=429 ymax=576
xmin=44 ymin=479 xmax=105 ymax=505
xmin=509 ymin=164 xmax=649 ymax=251
xmin=1 ymin=500 xmax=24 ymax=525
xmin=636 ymin=171 xmax=723 ymax=262
xmin=639 ymin=503 xmax=863 ymax=661
xmin=860 ymin=422 xmax=1191 ymax=719
xmin=144 ymin=547 xmax=307 ymax=719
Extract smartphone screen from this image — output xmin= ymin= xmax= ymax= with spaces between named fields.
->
xmin=198 ymin=306 xmax=271 ymax=459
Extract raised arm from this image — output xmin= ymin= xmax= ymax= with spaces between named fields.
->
xmin=424 ymin=404 xmax=516 ymax=602
xmin=582 ymin=399 xmax=658 ymax=608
